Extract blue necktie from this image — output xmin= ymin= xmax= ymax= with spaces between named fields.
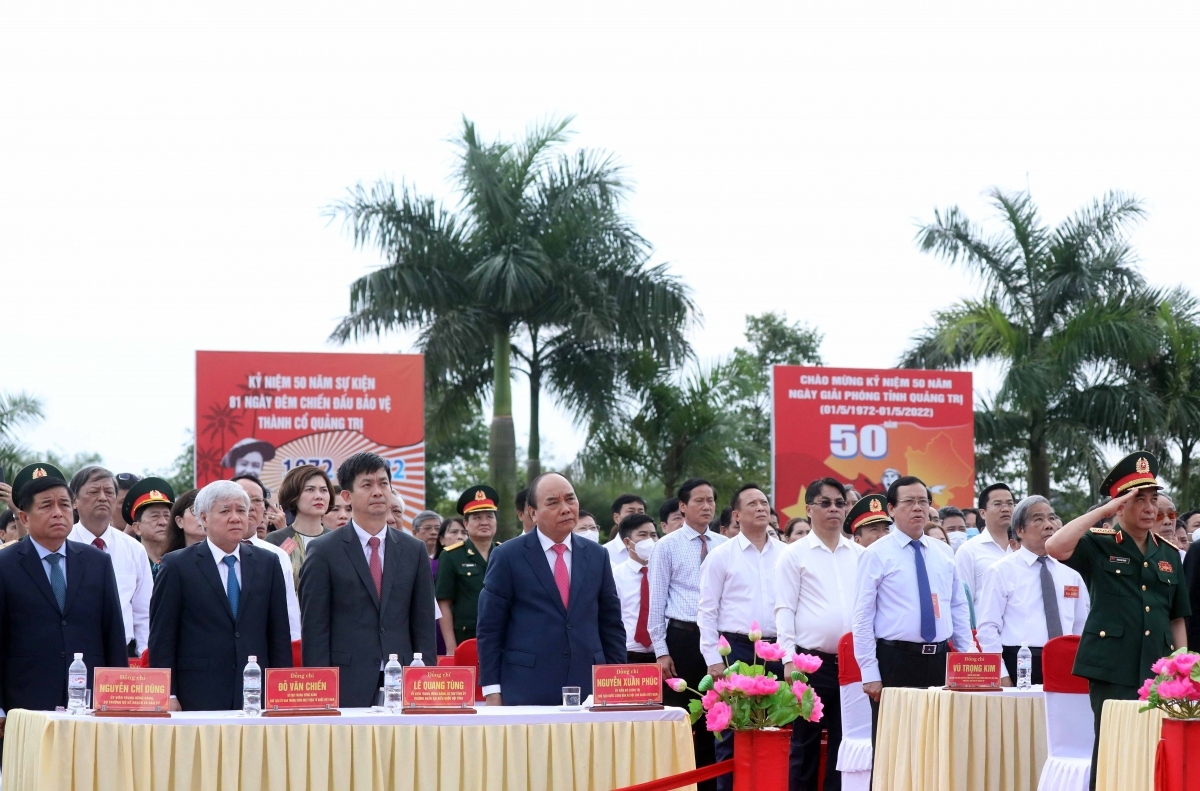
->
xmin=46 ymin=552 xmax=67 ymax=611
xmin=224 ymin=555 xmax=240 ymax=619
xmin=911 ymin=539 xmax=936 ymax=643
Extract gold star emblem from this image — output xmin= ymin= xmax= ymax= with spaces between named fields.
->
xmin=1136 ymin=457 xmax=1150 ymax=474
xmin=150 ymin=490 xmax=164 ymax=500
xmin=869 ymin=498 xmax=882 ymax=513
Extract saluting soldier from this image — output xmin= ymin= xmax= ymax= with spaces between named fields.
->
xmin=1046 ymin=451 xmax=1190 ymax=789
xmin=435 ymin=485 xmax=501 ymax=654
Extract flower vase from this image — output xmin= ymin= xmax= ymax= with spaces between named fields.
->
xmin=733 ymin=728 xmax=791 ymax=791
xmin=1154 ymin=719 xmax=1200 ymax=791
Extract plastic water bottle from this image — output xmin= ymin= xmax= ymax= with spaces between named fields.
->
xmin=67 ymin=653 xmax=88 ymax=714
xmin=1016 ymin=643 xmax=1032 ymax=690
xmin=384 ymin=654 xmax=403 ymax=711
xmin=410 ymin=653 xmax=425 ymax=667
xmin=243 ymin=655 xmax=262 ymax=716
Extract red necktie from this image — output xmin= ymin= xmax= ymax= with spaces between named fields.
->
xmin=635 ymin=566 xmax=651 ymax=647
xmin=93 ymin=537 xmax=106 ymax=551
xmin=367 ymin=536 xmax=383 ymax=598
xmin=552 ymin=544 xmax=570 ymax=609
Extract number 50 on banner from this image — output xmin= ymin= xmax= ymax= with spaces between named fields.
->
xmin=830 ymin=424 xmax=888 ymax=460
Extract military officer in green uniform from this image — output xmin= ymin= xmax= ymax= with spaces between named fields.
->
xmin=1047 ymin=451 xmax=1190 ymax=789
xmin=435 ymin=485 xmax=502 ymax=654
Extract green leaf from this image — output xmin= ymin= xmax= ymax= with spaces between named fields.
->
xmin=687 ymin=699 xmax=704 ymax=725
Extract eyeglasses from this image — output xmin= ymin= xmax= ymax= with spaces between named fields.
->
xmin=809 ymin=498 xmax=848 ymax=509
xmin=898 ymin=498 xmax=932 ymax=509
xmin=1158 ymin=510 xmax=1178 ymax=522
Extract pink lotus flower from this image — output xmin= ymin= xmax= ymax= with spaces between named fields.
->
xmin=1185 ymin=681 xmax=1200 ymax=702
xmin=667 ymin=677 xmax=687 ymax=693
xmin=756 ymin=641 xmax=789 ymax=662
xmin=792 ymin=653 xmax=823 ymax=674
xmin=706 ymin=701 xmax=732 ymax=732
xmin=1137 ymin=678 xmax=1155 ymax=701
xmin=716 ymin=635 xmax=732 ymax=657
xmin=809 ymin=692 xmax=824 ymax=723
xmin=1152 ymin=656 xmax=1176 ymax=676
xmin=701 ymin=689 xmax=720 ymax=710
xmin=792 ymin=681 xmax=810 ymax=700
xmin=713 ymin=678 xmax=732 ymax=695
xmin=1157 ymin=679 xmax=1187 ymax=700
xmin=1175 ymin=654 xmax=1199 ymax=676
xmin=748 ymin=621 xmax=762 ymax=642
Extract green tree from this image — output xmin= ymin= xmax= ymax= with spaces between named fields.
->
xmin=902 ymin=189 xmax=1162 ymax=496
xmin=424 ymin=389 xmax=489 ymax=516
xmin=0 ymin=391 xmax=44 ymax=473
xmin=328 ymin=117 xmax=694 ymax=536
xmin=159 ymin=433 xmax=196 ymax=495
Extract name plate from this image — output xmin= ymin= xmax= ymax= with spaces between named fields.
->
xmin=591 ymin=664 xmax=664 ymax=709
xmin=402 ymin=666 xmax=477 ymax=712
xmin=945 ymin=652 xmax=1003 ymax=691
xmin=93 ymin=667 xmax=171 ymax=716
xmin=264 ymin=668 xmax=340 ymax=715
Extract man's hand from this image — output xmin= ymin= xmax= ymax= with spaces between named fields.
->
xmin=707 ymin=663 xmax=725 ymax=679
xmin=1000 ymin=676 xmax=1013 ymax=688
xmin=783 ymin=662 xmax=795 ymax=679
xmin=485 ymin=693 xmax=502 ymax=707
xmin=657 ymin=655 xmax=677 ymax=678
xmin=169 ymin=697 xmax=182 ymax=712
xmin=267 ymin=504 xmax=286 ymax=531
xmin=0 ymin=481 xmax=12 ymax=510
xmin=0 ymin=716 xmax=6 ymax=738
xmin=863 ymin=681 xmax=883 ymax=702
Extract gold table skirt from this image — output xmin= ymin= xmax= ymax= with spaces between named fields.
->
xmin=1094 ymin=699 xmax=1163 ymax=791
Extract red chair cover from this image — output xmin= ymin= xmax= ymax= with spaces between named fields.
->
xmin=437 ymin=655 xmax=457 ymax=666
xmin=291 ymin=640 xmax=303 ymax=668
xmin=1041 ymin=635 xmax=1089 ymax=694
xmin=837 ymin=633 xmax=861 ymax=686
xmin=453 ymin=638 xmax=484 ymax=700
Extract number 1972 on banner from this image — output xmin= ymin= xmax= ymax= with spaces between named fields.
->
xmin=829 ymin=424 xmax=889 ymax=460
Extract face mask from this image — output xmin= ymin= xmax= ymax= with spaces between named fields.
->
xmin=966 ymin=527 xmax=980 ymax=539
xmin=576 ymin=528 xmax=600 ymax=542
xmin=948 ymin=532 xmax=968 ymax=552
xmin=633 ymin=537 xmax=657 ymax=562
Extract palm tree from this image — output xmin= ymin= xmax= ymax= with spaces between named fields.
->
xmin=0 ymin=391 xmax=44 ymax=473
xmin=328 ymin=117 xmax=694 ymax=534
xmin=902 ymin=189 xmax=1162 ymax=496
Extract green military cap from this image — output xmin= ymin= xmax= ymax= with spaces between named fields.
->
xmin=457 ymin=484 xmax=499 ymax=516
xmin=1099 ymin=451 xmax=1161 ymax=499
xmin=845 ymin=493 xmax=890 ymax=534
xmin=11 ymin=462 xmax=68 ymax=509
xmin=122 ymin=477 xmax=176 ymax=525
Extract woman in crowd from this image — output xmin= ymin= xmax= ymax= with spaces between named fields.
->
xmin=437 ymin=517 xmax=468 ymax=557
xmin=271 ymin=464 xmax=336 ymax=590
xmin=783 ymin=516 xmax=811 ymax=542
xmin=166 ymin=488 xmax=203 ymax=552
xmin=924 ymin=521 xmax=951 ymax=546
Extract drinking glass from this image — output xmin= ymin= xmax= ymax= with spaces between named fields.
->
xmin=562 ymin=686 xmax=581 ymax=708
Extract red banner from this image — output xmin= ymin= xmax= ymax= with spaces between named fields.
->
xmin=93 ymin=668 xmax=171 ymax=713
xmin=592 ymin=664 xmax=663 ymax=706
xmin=264 ymin=667 xmax=340 ymax=711
xmin=195 ymin=351 xmax=424 ymax=517
xmin=945 ymin=652 xmax=1002 ymax=690
xmin=402 ymin=666 xmax=476 ymax=709
xmin=772 ymin=366 xmax=974 ymax=518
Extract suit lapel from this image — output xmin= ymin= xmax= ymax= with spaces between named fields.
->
xmin=379 ymin=528 xmax=400 ymax=616
xmin=237 ymin=545 xmax=256 ymax=624
xmin=196 ymin=542 xmax=235 ymax=622
xmin=62 ymin=540 xmax=85 ymax=615
xmin=523 ymin=530 xmax=568 ymax=617
xmin=566 ymin=539 xmax=588 ymax=617
xmin=342 ymin=524 xmax=380 ymax=609
xmin=18 ymin=539 xmax=61 ymax=612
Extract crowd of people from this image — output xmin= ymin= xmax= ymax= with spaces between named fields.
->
xmin=1 ymin=449 xmax=1198 ymax=791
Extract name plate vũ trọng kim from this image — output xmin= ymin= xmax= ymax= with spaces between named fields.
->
xmin=589 ymin=664 xmax=664 ymax=710
xmin=262 ymin=668 xmax=341 ymax=716
xmin=402 ymin=666 xmax=477 ymax=714
xmin=945 ymin=652 xmax=1003 ymax=691
xmin=93 ymin=668 xmax=172 ymax=717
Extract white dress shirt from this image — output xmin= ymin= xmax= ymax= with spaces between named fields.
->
xmin=32 ymin=538 xmax=68 ymax=583
xmin=69 ymin=523 xmax=152 ymax=653
xmin=247 ymin=536 xmax=301 ymax=640
xmin=697 ymin=532 xmax=784 ymax=666
xmin=955 ymin=529 xmax=1012 ymax=602
xmin=852 ymin=530 xmax=976 ymax=684
xmin=613 ymin=558 xmax=653 ymax=652
xmin=775 ymin=530 xmax=864 ymax=655
xmin=604 ymin=534 xmax=629 ymax=565
xmin=353 ymin=521 xmax=387 ymax=565
xmin=208 ymin=538 xmax=243 ymax=587
xmin=646 ymin=524 xmax=728 ymax=658
xmin=975 ymin=547 xmax=1090 ymax=677
xmin=535 ymin=528 xmax=573 ymax=578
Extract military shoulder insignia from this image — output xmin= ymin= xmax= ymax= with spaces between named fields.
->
xmin=1089 ymin=526 xmax=1117 ymax=535
xmin=1158 ymin=560 xmax=1174 ymax=573
xmin=443 ymin=541 xmax=464 ymax=552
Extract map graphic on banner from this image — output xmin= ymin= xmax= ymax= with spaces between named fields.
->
xmin=195 ymin=351 xmax=425 ymax=519
xmin=772 ymin=365 xmax=974 ymax=519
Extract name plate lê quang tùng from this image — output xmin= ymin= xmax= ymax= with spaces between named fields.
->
xmin=402 ymin=666 xmax=477 ymax=713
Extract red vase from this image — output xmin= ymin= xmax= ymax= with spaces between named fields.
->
xmin=733 ymin=729 xmax=791 ymax=791
xmin=1154 ymin=719 xmax=1200 ymax=791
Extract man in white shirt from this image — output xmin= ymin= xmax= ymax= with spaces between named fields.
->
xmin=67 ymin=466 xmax=153 ymax=658
xmin=611 ymin=513 xmax=660 ymax=662
xmin=956 ymin=482 xmax=1015 ymax=601
xmin=976 ymin=495 xmax=1089 ymax=686
xmin=648 ymin=478 xmax=726 ymax=789
xmin=776 ymin=480 xmax=866 ymax=791
xmin=604 ymin=493 xmax=648 ymax=564
xmin=698 ymin=483 xmax=785 ymax=791
xmin=853 ymin=476 xmax=975 ymax=736
xmin=235 ymin=475 xmax=302 ymax=641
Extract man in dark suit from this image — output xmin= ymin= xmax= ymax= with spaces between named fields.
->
xmin=1185 ymin=538 xmax=1200 ymax=652
xmin=149 ymin=479 xmax=292 ymax=711
xmin=299 ymin=452 xmax=437 ymax=708
xmin=0 ymin=463 xmax=128 ymax=737
xmin=476 ymin=472 xmax=627 ymax=706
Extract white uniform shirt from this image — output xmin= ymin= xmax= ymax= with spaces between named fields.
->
xmin=955 ymin=529 xmax=1012 ymax=602
xmin=975 ymin=547 xmax=1090 ymax=677
xmin=247 ymin=535 xmax=301 ymax=640
xmin=68 ymin=523 xmax=152 ymax=653
xmin=647 ymin=525 xmax=728 ymax=657
xmin=697 ymin=532 xmax=784 ymax=666
xmin=852 ymin=530 xmax=976 ymax=684
xmin=604 ymin=534 xmax=629 ymax=565
xmin=775 ymin=530 xmax=863 ymax=655
xmin=612 ymin=558 xmax=653 ymax=652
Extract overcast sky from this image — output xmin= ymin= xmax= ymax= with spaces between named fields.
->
xmin=3 ymin=1 xmax=1198 ymax=477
